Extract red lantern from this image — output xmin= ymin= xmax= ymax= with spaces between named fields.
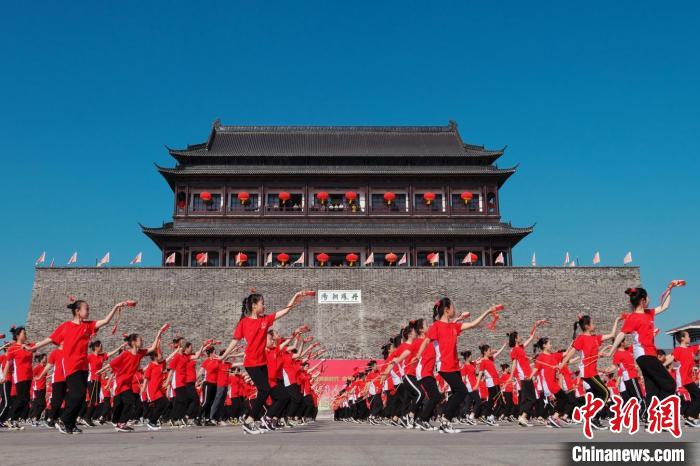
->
xmin=278 ymin=192 xmax=291 ymax=202
xmin=385 ymin=252 xmax=398 ymax=264
xmin=345 ymin=191 xmax=357 ymax=202
xmin=383 ymin=192 xmax=396 ymax=205
xmin=237 ymin=191 xmax=250 ymax=205
xmin=236 ymin=252 xmax=248 ymax=265
xmin=460 ymin=191 xmax=474 ymax=205
xmin=346 ymin=253 xmax=359 ymax=266
xmin=316 ymin=191 xmax=329 ymax=204
xmin=199 ymin=191 xmax=213 ymax=203
xmin=423 ymin=192 xmax=436 ymax=205
xmin=195 ymin=252 xmax=207 ymax=263
xmin=469 ymin=252 xmax=479 ymax=263
xmin=276 ymin=253 xmax=290 ymax=264
xmin=316 ymin=253 xmax=329 ymax=266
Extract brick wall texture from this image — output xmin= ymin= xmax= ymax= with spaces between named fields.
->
xmin=26 ymin=267 xmax=641 ymax=359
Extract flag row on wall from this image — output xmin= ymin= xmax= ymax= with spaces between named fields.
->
xmin=34 ymin=251 xmax=142 ymax=267
xmin=530 ymin=251 xmax=633 ymax=267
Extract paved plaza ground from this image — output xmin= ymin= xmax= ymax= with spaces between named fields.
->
xmin=0 ymin=417 xmax=697 ymax=466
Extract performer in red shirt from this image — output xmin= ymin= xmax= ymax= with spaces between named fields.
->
xmin=413 ymin=297 xmax=500 ymax=433
xmin=507 ymin=319 xmax=547 ymax=427
xmin=2 ymin=326 xmax=34 ymax=429
xmin=672 ymin=330 xmax=700 ymax=426
xmin=199 ymin=345 xmax=221 ymax=425
xmin=29 ymin=353 xmax=48 ymax=425
xmin=531 ymin=337 xmax=569 ymax=428
xmin=28 ymin=299 xmax=129 ymax=434
xmin=477 ymin=342 xmax=506 ymax=426
xmin=609 ymin=285 xmax=681 ymax=408
xmin=219 ymin=290 xmax=313 ymax=434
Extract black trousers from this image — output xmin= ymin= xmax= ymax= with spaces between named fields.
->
xmin=147 ymin=397 xmax=168 ymax=424
xmin=245 ymin=365 xmax=271 ymax=421
xmin=85 ymin=380 xmax=101 ymax=421
xmin=636 ymin=356 xmax=676 ymax=405
xmin=112 ymin=390 xmax=136 ymax=423
xmin=518 ymin=379 xmax=536 ymax=417
xmin=419 ymin=376 xmax=442 ymax=422
xmin=464 ymin=389 xmax=482 ymax=417
xmin=438 ymin=371 xmax=467 ymax=421
xmin=552 ymin=389 xmax=569 ymax=417
xmin=268 ymin=383 xmax=290 ymax=419
xmin=369 ymin=393 xmax=383 ymax=416
xmin=622 ymin=378 xmax=647 ymax=415
xmin=201 ymin=382 xmax=217 ymax=420
xmin=61 ymin=370 xmax=88 ymax=428
xmin=502 ymin=391 xmax=515 ymax=417
xmin=583 ymin=375 xmax=609 ymax=420
xmin=47 ymin=381 xmax=67 ymax=421
xmin=0 ymin=381 xmax=11 ymax=421
xmin=30 ymin=389 xmax=46 ymax=420
xmin=482 ymin=385 xmax=501 ymax=417
xmin=172 ymin=386 xmax=190 ymax=421
xmin=285 ymin=383 xmax=303 ymax=418
xmin=9 ymin=380 xmax=31 ymax=421
xmin=401 ymin=375 xmax=423 ymax=417
xmin=684 ymin=382 xmax=700 ymax=418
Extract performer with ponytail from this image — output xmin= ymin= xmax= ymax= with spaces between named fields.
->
xmin=477 ymin=342 xmax=506 ymax=426
xmin=531 ymin=337 xmax=568 ymax=428
xmin=2 ymin=326 xmax=34 ymax=429
xmin=561 ymin=314 xmax=621 ymax=430
xmin=507 ymin=319 xmax=547 ymax=427
xmin=413 ymin=297 xmax=501 ymax=433
xmin=26 ymin=299 xmax=129 ymax=434
xmin=219 ymin=290 xmax=312 ymax=434
xmin=608 ymin=285 xmax=681 ymax=408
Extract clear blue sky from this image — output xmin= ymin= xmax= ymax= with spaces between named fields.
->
xmin=1 ymin=1 xmax=698 ymax=346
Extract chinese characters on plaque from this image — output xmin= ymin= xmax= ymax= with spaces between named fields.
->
xmin=317 ymin=290 xmax=361 ymax=304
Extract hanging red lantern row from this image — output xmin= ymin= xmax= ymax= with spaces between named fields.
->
xmin=199 ymin=191 xmax=213 ymax=203
xmin=385 ymin=252 xmax=398 ymax=264
xmin=316 ymin=191 xmax=329 ymax=205
xmin=176 ymin=191 xmax=187 ymax=209
xmin=278 ymin=192 xmax=291 ymax=203
xmin=316 ymin=252 xmax=329 ymax=266
xmin=423 ymin=192 xmax=436 ymax=205
xmin=460 ymin=191 xmax=474 ymax=205
xmin=346 ymin=253 xmax=359 ymax=266
xmin=237 ymin=191 xmax=250 ymax=205
xmin=277 ymin=253 xmax=290 ymax=264
xmin=383 ymin=192 xmax=396 ymax=205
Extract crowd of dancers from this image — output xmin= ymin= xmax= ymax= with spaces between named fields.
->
xmin=332 ymin=282 xmax=700 ymax=433
xmin=0 ymin=281 xmax=698 ymax=436
xmin=0 ymin=290 xmax=323 ymax=434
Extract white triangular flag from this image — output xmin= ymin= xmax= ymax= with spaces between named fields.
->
xmin=462 ymin=252 xmax=472 ymax=264
xmin=364 ymin=252 xmax=374 ymax=266
xmin=564 ymin=252 xmax=570 ymax=265
xmin=623 ymin=251 xmax=633 ymax=264
xmin=293 ymin=252 xmax=305 ymax=266
xmin=495 ymin=252 xmax=505 ymax=265
xmin=593 ymin=251 xmax=600 ymax=265
xmin=264 ymin=252 xmax=272 ymax=266
xmin=35 ymin=251 xmax=46 ymax=266
xmin=165 ymin=252 xmax=176 ymax=265
xmin=67 ymin=252 xmax=78 ymax=265
xmin=569 ymin=259 xmax=576 ymax=267
xmin=531 ymin=252 xmax=537 ymax=267
xmin=49 ymin=258 xmax=55 ymax=268
xmin=397 ymin=253 xmax=407 ymax=265
xmin=130 ymin=252 xmax=142 ymax=265
xmin=429 ymin=252 xmax=439 ymax=265
xmin=97 ymin=252 xmax=110 ymax=267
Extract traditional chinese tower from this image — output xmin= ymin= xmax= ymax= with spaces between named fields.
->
xmin=141 ymin=120 xmax=532 ymax=267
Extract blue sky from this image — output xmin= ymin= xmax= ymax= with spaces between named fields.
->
xmin=1 ymin=1 xmax=698 ymax=346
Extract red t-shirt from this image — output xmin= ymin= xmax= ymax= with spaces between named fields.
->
xmin=479 ymin=357 xmax=500 ymax=388
xmin=395 ymin=342 xmax=412 ymax=376
xmin=201 ymin=358 xmax=220 ymax=384
xmin=229 ymin=374 xmax=242 ymax=397
xmin=535 ymin=352 xmax=562 ymax=395
xmin=88 ymin=353 xmax=108 ymax=382
xmin=613 ymin=348 xmax=639 ymax=381
xmin=281 ymin=351 xmax=298 ymax=385
xmin=109 ymin=349 xmax=148 ymax=395
xmin=143 ymin=361 xmax=166 ymax=402
xmin=500 ymin=371 xmax=513 ymax=392
xmin=217 ymin=361 xmax=232 ymax=387
xmin=559 ymin=362 xmax=574 ymax=391
xmin=48 ymin=348 xmax=65 ymax=383
xmin=620 ymin=309 xmax=657 ymax=358
xmin=233 ymin=314 xmax=276 ymax=367
xmin=461 ymin=362 xmax=477 ymax=391
xmin=510 ymin=345 xmax=532 ymax=380
xmin=418 ymin=337 xmax=436 ymax=379
xmin=168 ymin=352 xmax=188 ymax=389
xmin=672 ymin=345 xmax=699 ymax=386
xmin=404 ymin=339 xmax=421 ymax=377
xmin=573 ymin=334 xmax=603 ymax=378
xmin=49 ymin=320 xmax=97 ymax=377
xmin=33 ymin=364 xmax=47 ymax=391
xmin=185 ymin=358 xmax=197 ymax=383
xmin=7 ymin=343 xmax=34 ymax=383
xmin=265 ymin=347 xmax=280 ymax=387
xmin=425 ymin=320 xmax=463 ymax=373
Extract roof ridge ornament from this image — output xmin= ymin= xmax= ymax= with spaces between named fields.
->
xmin=206 ymin=118 xmax=221 ymax=151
